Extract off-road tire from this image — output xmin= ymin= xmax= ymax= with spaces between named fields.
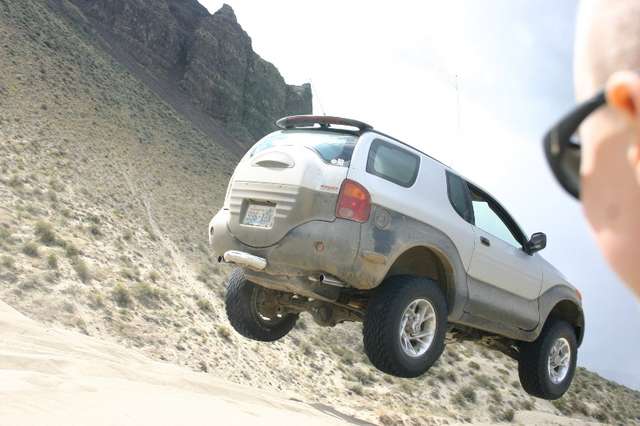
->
xmin=363 ymin=275 xmax=447 ymax=378
xmin=225 ymin=268 xmax=298 ymax=342
xmin=518 ymin=320 xmax=577 ymax=400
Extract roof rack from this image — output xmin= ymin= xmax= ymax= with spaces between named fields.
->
xmin=275 ymin=115 xmax=373 ymax=133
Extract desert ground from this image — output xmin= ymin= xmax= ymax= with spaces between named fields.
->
xmin=0 ymin=299 xmax=359 ymax=426
xmin=0 ymin=1 xmax=639 ymax=425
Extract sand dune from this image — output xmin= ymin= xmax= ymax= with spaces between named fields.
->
xmin=0 ymin=300 xmax=361 ymax=426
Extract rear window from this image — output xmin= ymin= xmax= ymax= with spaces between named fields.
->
xmin=250 ymin=130 xmax=357 ymax=166
xmin=366 ymin=139 xmax=420 ymax=187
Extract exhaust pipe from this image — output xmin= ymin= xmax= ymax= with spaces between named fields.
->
xmin=319 ymin=273 xmax=345 ymax=287
xmin=223 ymin=250 xmax=267 ymax=271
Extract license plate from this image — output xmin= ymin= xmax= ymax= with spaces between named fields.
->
xmin=243 ymin=204 xmax=276 ymax=228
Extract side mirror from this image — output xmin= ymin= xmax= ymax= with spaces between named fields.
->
xmin=526 ymin=232 xmax=547 ymax=254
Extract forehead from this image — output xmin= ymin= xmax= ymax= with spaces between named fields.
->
xmin=575 ymin=0 xmax=640 ymax=100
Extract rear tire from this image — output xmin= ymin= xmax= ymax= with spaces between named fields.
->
xmin=225 ymin=268 xmax=298 ymax=342
xmin=518 ymin=320 xmax=577 ymax=400
xmin=363 ymin=275 xmax=447 ymax=378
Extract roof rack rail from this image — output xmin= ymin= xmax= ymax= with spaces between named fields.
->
xmin=275 ymin=115 xmax=373 ymax=133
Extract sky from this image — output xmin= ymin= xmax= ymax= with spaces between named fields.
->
xmin=200 ymin=0 xmax=640 ymax=390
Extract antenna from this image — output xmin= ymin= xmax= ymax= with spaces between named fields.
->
xmin=455 ymin=73 xmax=461 ymax=142
xmin=310 ymin=77 xmax=326 ymax=116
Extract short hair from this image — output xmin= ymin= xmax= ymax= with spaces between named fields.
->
xmin=575 ymin=0 xmax=640 ymax=99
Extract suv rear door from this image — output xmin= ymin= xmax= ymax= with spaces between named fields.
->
xmin=464 ymin=184 xmax=542 ymax=330
xmin=226 ymin=130 xmax=356 ymax=247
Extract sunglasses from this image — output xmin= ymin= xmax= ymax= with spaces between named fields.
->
xmin=543 ymin=90 xmax=606 ymax=199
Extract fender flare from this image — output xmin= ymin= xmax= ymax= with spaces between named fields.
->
xmin=356 ymin=207 xmax=470 ymax=321
xmin=536 ymin=285 xmax=585 ymax=345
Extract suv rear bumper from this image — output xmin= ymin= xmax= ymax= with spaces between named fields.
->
xmin=209 ymin=209 xmax=363 ymax=298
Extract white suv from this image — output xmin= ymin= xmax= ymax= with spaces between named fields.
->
xmin=209 ymin=115 xmax=585 ymax=400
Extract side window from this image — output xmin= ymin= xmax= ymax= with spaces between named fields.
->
xmin=446 ymin=172 xmax=474 ymax=224
xmin=469 ymin=188 xmax=522 ymax=248
xmin=366 ymin=139 xmax=420 ymax=187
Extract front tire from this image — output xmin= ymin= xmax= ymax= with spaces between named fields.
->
xmin=225 ymin=268 xmax=298 ymax=342
xmin=518 ymin=320 xmax=578 ymax=400
xmin=363 ymin=275 xmax=447 ymax=378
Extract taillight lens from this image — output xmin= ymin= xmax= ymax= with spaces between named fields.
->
xmin=336 ymin=179 xmax=371 ymax=222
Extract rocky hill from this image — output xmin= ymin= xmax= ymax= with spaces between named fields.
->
xmin=0 ymin=0 xmax=639 ymax=425
xmin=49 ymin=0 xmax=312 ymax=150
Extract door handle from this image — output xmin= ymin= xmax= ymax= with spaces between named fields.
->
xmin=480 ymin=236 xmax=491 ymax=247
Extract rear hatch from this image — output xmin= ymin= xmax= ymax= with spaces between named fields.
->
xmin=226 ymin=130 xmax=357 ymax=247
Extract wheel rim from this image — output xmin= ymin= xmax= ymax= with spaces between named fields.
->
xmin=548 ymin=337 xmax=571 ymax=384
xmin=250 ymin=286 xmax=288 ymax=326
xmin=398 ymin=298 xmax=437 ymax=358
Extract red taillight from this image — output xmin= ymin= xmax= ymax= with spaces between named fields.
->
xmin=576 ymin=288 xmax=582 ymax=301
xmin=336 ymin=179 xmax=371 ymax=222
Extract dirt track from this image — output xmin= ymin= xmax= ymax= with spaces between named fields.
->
xmin=0 ymin=300 xmax=365 ymax=426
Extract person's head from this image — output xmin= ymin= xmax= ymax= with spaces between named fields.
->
xmin=573 ymin=0 xmax=640 ymax=296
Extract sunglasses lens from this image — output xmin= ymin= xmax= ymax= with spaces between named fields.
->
xmin=559 ymin=137 xmax=581 ymax=197
xmin=545 ymin=129 xmax=582 ymax=199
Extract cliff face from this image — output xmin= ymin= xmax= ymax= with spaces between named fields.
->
xmin=63 ymin=0 xmax=312 ymax=144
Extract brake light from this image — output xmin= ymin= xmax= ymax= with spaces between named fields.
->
xmin=576 ymin=288 xmax=582 ymax=301
xmin=336 ymin=179 xmax=371 ymax=222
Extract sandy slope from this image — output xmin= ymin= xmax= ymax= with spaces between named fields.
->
xmin=0 ymin=297 xmax=604 ymax=426
xmin=0 ymin=300 xmax=363 ymax=426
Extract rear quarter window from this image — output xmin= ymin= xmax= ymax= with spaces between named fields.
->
xmin=366 ymin=139 xmax=420 ymax=187
xmin=446 ymin=171 xmax=474 ymax=223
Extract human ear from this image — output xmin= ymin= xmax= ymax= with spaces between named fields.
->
xmin=606 ymin=71 xmax=640 ymax=121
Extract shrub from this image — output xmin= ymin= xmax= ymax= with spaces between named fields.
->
xmin=348 ymin=383 xmax=364 ymax=396
xmin=216 ymin=324 xmax=231 ymax=340
xmin=521 ymin=399 xmax=535 ymax=411
xmin=34 ymin=221 xmax=58 ymax=245
xmin=571 ymin=400 xmax=590 ymax=417
xmin=498 ymin=409 xmax=515 ymax=422
xmin=1 ymin=255 xmax=15 ymax=269
xmin=88 ymin=223 xmax=101 ymax=237
xmin=49 ymin=178 xmax=65 ymax=192
xmin=19 ymin=277 xmax=40 ymax=290
xmin=353 ymin=367 xmax=377 ymax=385
xmin=0 ymin=227 xmax=12 ymax=244
xmin=490 ymin=390 xmax=503 ymax=404
xmin=22 ymin=241 xmax=40 ymax=257
xmin=148 ymin=270 xmax=159 ymax=283
xmin=112 ymin=283 xmax=132 ymax=308
xmin=552 ymin=398 xmax=571 ymax=415
xmin=120 ymin=268 xmax=140 ymax=281
xmin=468 ymin=361 xmax=481 ymax=370
xmin=593 ymin=410 xmax=608 ymax=423
xmin=475 ymin=374 xmax=497 ymax=390
xmin=196 ymin=297 xmax=212 ymax=312
xmin=341 ymin=350 xmax=356 ymax=366
xmin=47 ymin=253 xmax=58 ymax=269
xmin=132 ymin=282 xmax=161 ymax=305
xmin=88 ymin=291 xmax=104 ymax=309
xmin=64 ymin=241 xmax=80 ymax=257
xmin=296 ymin=317 xmax=307 ymax=330
xmin=72 ymin=257 xmax=90 ymax=283
xmin=452 ymin=386 xmax=477 ymax=407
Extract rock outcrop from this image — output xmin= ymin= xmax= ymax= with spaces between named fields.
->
xmin=62 ymin=0 xmax=312 ymax=144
